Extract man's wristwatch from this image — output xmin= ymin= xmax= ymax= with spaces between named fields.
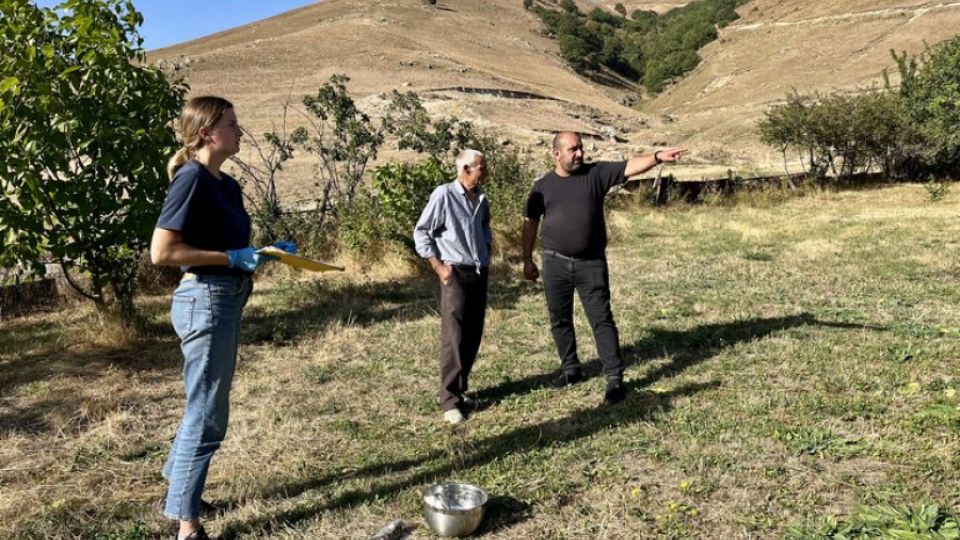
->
xmin=654 ymin=150 xmax=663 ymax=165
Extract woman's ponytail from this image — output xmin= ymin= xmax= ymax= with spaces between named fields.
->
xmin=166 ymin=147 xmax=191 ymax=181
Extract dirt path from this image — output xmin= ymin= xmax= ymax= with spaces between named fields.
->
xmin=726 ymin=1 xmax=960 ymax=31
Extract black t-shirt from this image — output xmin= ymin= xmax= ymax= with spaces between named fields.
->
xmin=524 ymin=161 xmax=627 ymax=259
xmin=156 ymin=159 xmax=251 ymax=276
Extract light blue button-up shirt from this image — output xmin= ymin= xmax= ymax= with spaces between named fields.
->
xmin=413 ymin=180 xmax=492 ymax=273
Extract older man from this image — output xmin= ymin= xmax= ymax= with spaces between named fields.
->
xmin=523 ymin=132 xmax=685 ymax=405
xmin=414 ymin=149 xmax=491 ymax=424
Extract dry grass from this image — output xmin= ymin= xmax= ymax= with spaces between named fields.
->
xmin=3 ymin=183 xmax=960 ymax=538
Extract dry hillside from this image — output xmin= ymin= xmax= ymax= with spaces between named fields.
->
xmin=648 ymin=0 xmax=960 ymax=173
xmin=150 ymin=0 xmax=960 ymax=194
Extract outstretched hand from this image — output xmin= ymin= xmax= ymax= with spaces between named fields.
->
xmin=657 ymin=148 xmax=687 ymax=163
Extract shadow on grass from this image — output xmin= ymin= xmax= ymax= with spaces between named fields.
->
xmin=0 ymin=332 xmax=177 ymax=435
xmin=476 ymin=313 xmax=880 ymax=409
xmin=218 ymin=380 xmax=715 ymax=538
xmin=0 ymin=269 xmax=539 ymax=436
xmin=216 ymin=314 xmax=882 ymax=535
xmin=0 ymin=291 xmax=183 ymax=433
xmin=626 ymin=313 xmax=879 ymax=387
xmin=241 ymin=266 xmax=539 ymax=346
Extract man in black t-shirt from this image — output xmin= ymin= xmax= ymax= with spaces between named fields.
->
xmin=522 ymin=132 xmax=685 ymax=405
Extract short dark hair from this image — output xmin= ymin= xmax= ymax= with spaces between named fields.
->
xmin=552 ymin=131 xmax=581 ymax=151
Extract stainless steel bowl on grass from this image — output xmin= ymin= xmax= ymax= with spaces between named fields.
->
xmin=423 ymin=483 xmax=488 ymax=537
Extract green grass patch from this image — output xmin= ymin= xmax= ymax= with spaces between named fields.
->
xmin=2 ymin=185 xmax=960 ymax=537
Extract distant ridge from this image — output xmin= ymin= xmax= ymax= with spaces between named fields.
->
xmin=150 ymin=0 xmax=960 ymax=190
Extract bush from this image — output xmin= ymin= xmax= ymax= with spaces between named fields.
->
xmin=0 ymin=0 xmax=186 ymax=320
xmin=230 ymin=103 xmax=299 ymax=247
xmin=559 ymin=0 xmax=578 ymax=14
xmin=372 ymin=158 xmax=449 ymax=253
xmin=894 ymin=36 xmax=960 ymax=176
xmin=336 ymin=190 xmax=387 ymax=265
xmin=758 ymin=89 xmax=917 ymax=181
xmin=342 ymin=139 xmax=539 ymax=264
xmin=786 ymin=503 xmax=960 ymax=539
xmin=468 ymin=137 xmax=540 ymax=259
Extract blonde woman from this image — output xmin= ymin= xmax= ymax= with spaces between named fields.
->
xmin=150 ymin=96 xmax=294 ymax=540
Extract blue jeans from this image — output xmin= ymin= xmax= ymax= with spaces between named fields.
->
xmin=541 ymin=251 xmax=624 ymax=382
xmin=162 ymin=274 xmax=252 ymax=520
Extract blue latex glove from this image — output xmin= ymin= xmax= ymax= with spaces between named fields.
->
xmin=271 ymin=240 xmax=298 ymax=255
xmin=226 ymin=247 xmax=276 ymax=273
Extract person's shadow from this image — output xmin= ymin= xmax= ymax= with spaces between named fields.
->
xmin=217 ymin=313 xmax=883 ymax=536
xmin=240 ymin=263 xmax=537 ymax=345
xmin=475 ymin=313 xmax=880 ymax=408
xmin=219 ymin=379 xmax=718 ymax=538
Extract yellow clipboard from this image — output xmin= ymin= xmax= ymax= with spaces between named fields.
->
xmin=257 ymin=247 xmax=345 ymax=272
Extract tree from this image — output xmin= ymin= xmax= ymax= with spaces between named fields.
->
xmin=894 ymin=37 xmax=960 ymax=176
xmin=559 ymin=0 xmax=578 ymax=15
xmin=229 ymin=101 xmax=298 ymax=246
xmin=614 ymin=3 xmax=626 ymax=17
xmin=292 ymin=75 xmax=385 ymax=232
xmin=759 ymin=89 xmax=915 ymax=180
xmin=0 ymin=0 xmax=186 ymax=320
xmin=382 ymin=91 xmax=474 ymax=165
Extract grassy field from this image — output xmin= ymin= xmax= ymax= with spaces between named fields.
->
xmin=3 ymin=184 xmax=960 ymax=539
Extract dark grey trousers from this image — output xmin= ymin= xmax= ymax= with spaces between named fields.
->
xmin=439 ymin=266 xmax=488 ymax=411
xmin=542 ymin=251 xmax=624 ymax=381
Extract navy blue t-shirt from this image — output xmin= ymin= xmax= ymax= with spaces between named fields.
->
xmin=156 ymin=159 xmax=251 ymax=276
xmin=524 ymin=161 xmax=627 ymax=259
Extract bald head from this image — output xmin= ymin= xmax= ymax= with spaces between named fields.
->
xmin=552 ymin=131 xmax=581 ymax=151
xmin=551 ymin=131 xmax=585 ymax=175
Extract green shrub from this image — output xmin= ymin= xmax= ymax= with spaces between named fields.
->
xmin=786 ymin=503 xmax=960 ymax=539
xmin=559 ymin=0 xmax=578 ymax=14
xmin=0 ymin=0 xmax=186 ymax=320
xmin=336 ymin=190 xmax=386 ymax=263
xmin=758 ymin=89 xmax=917 ymax=180
xmin=468 ymin=137 xmax=540 ymax=259
xmin=894 ymin=36 xmax=960 ymax=176
xmin=350 ymin=141 xmax=538 ymax=263
xmin=925 ymin=180 xmax=950 ymax=202
xmin=588 ymin=7 xmax=622 ymax=27
xmin=372 ymin=158 xmax=449 ymax=253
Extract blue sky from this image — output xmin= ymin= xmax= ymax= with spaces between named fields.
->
xmin=33 ymin=0 xmax=318 ymax=50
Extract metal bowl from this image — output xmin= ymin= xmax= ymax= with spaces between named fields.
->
xmin=423 ymin=482 xmax=488 ymax=537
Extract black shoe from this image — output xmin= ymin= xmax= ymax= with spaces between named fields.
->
xmin=459 ymin=394 xmax=477 ymax=410
xmin=200 ymin=499 xmax=225 ymax=516
xmin=604 ymin=383 xmax=627 ymax=406
xmin=554 ymin=370 xmax=585 ymax=388
xmin=176 ymin=526 xmax=210 ymax=540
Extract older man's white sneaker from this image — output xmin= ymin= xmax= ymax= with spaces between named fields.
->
xmin=443 ymin=409 xmax=466 ymax=425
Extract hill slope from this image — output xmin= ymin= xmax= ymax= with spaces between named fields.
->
xmin=151 ymin=0 xmax=960 ymax=188
xmin=646 ymin=0 xmax=960 ymax=172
